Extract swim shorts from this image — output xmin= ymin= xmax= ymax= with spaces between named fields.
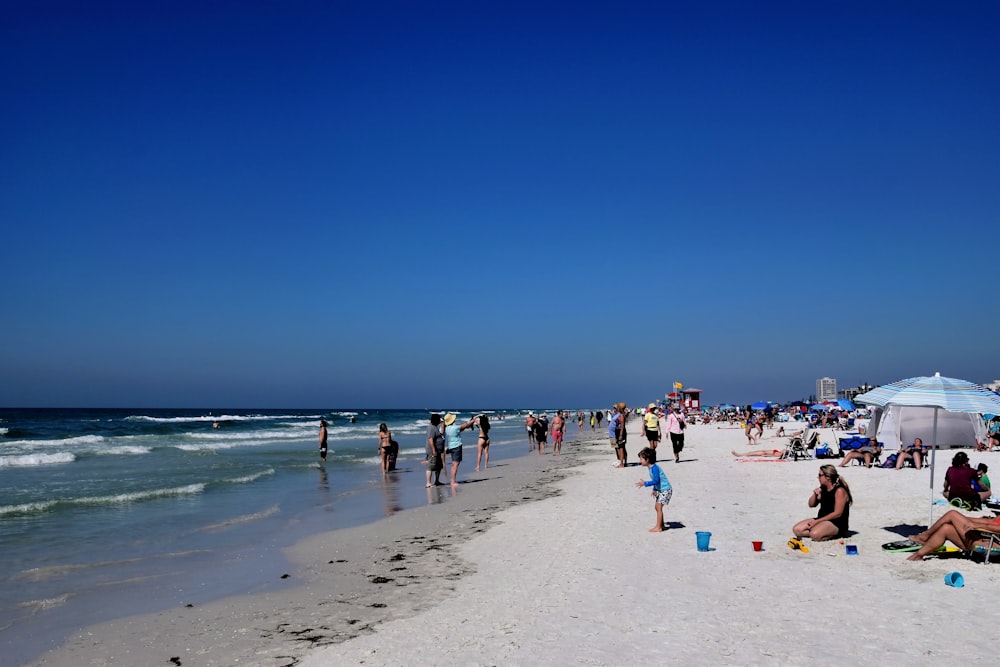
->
xmin=654 ymin=488 xmax=673 ymax=506
xmin=448 ymin=446 xmax=463 ymax=463
xmin=552 ymin=430 xmax=563 ymax=443
xmin=644 ymin=427 xmax=660 ymax=441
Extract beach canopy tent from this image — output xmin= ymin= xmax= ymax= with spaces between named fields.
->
xmin=810 ymin=404 xmax=832 ymax=411
xmin=856 ymin=373 xmax=1000 ymax=523
xmin=867 ymin=405 xmax=985 ymax=449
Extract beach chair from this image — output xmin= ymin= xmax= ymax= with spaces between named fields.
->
xmin=971 ymin=528 xmax=1000 ymax=565
xmin=785 ymin=430 xmax=817 ymax=461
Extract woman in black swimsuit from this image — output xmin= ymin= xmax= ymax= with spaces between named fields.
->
xmin=475 ymin=414 xmax=491 ymax=471
xmin=377 ymin=423 xmax=392 ymax=474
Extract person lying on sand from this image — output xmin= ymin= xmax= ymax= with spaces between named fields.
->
xmin=906 ymin=509 xmax=1000 ymax=561
xmin=732 ymin=449 xmax=785 ymax=458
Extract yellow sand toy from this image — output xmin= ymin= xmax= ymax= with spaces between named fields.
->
xmin=787 ymin=537 xmax=810 ymax=553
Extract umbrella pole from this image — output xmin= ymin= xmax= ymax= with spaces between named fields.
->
xmin=929 ymin=409 xmax=939 ymax=526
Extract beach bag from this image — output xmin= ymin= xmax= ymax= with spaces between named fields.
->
xmin=881 ymin=453 xmax=898 ymax=469
xmin=678 ymin=419 xmax=686 ymax=431
xmin=815 ymin=445 xmax=832 ymax=458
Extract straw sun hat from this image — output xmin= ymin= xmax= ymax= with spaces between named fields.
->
xmin=443 ymin=413 xmax=457 ymax=426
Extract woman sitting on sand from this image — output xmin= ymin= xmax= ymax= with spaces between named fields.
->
xmin=792 ymin=465 xmax=853 ymax=541
xmin=943 ymin=451 xmax=980 ymax=508
xmin=906 ymin=509 xmax=1000 ymax=561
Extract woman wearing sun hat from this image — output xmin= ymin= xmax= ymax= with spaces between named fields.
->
xmin=443 ymin=413 xmax=476 ymax=487
xmin=643 ymin=403 xmax=661 ymax=450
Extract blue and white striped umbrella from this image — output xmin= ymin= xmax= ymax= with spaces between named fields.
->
xmin=855 ymin=373 xmax=1000 ymax=414
xmin=855 ymin=373 xmax=1000 ymax=524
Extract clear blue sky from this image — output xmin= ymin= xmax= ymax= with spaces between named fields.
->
xmin=2 ymin=1 xmax=998 ymax=408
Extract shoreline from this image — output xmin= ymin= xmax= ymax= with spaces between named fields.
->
xmin=30 ymin=428 xmax=601 ymax=666
xmin=32 ymin=420 xmax=1000 ymax=666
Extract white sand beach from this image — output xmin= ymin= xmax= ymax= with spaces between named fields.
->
xmin=32 ymin=419 xmax=1000 ymax=666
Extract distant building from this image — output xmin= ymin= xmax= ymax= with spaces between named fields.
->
xmin=840 ymin=383 xmax=876 ymax=400
xmin=816 ymin=377 xmax=837 ymax=402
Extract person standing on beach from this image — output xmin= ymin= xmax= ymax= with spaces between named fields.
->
xmin=525 ymin=413 xmax=537 ymax=450
xmin=425 ymin=414 xmax=445 ymax=487
xmin=609 ymin=405 xmax=627 ymax=468
xmin=474 ymin=414 xmax=491 ymax=471
xmin=533 ymin=414 xmax=549 ymax=454
xmin=318 ymin=420 xmax=328 ymax=462
xmin=635 ymin=447 xmax=672 ymax=532
xmin=643 ymin=403 xmax=661 ymax=450
xmin=443 ymin=413 xmax=475 ymax=487
xmin=666 ymin=406 xmax=685 ymax=463
xmin=551 ymin=410 xmax=566 ymax=455
xmin=377 ymin=423 xmax=393 ymax=474
xmin=595 ymin=410 xmax=604 ymax=430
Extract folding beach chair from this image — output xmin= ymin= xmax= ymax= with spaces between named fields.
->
xmin=971 ymin=528 xmax=1000 ymax=565
xmin=785 ymin=430 xmax=817 ymax=461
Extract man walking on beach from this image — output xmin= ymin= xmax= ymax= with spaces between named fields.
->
xmin=318 ymin=420 xmax=328 ymax=462
xmin=551 ymin=410 xmax=566 ymax=456
xmin=525 ymin=413 xmax=537 ymax=451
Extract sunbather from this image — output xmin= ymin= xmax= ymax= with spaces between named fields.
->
xmin=839 ymin=440 xmax=882 ymax=468
xmin=732 ymin=448 xmax=785 ymax=458
xmin=906 ymin=509 xmax=1000 ymax=561
xmin=895 ymin=437 xmax=925 ymax=470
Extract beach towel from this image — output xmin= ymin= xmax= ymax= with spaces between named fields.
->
xmin=882 ymin=540 xmax=960 ymax=554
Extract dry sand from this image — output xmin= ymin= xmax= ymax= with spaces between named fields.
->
xmin=32 ymin=420 xmax=1000 ymax=666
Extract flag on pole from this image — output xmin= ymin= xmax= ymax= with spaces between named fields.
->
xmin=674 ymin=382 xmax=683 ymax=389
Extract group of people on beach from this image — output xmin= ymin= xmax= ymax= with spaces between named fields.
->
xmin=422 ymin=413 xmax=491 ymax=488
xmin=787 ymin=445 xmax=997 ymax=562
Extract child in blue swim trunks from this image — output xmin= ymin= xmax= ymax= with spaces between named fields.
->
xmin=635 ymin=447 xmax=672 ymax=532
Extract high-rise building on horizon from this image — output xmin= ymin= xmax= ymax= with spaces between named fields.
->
xmin=816 ymin=377 xmax=837 ymax=402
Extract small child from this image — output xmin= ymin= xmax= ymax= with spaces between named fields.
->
xmin=635 ymin=446 xmax=672 ymax=532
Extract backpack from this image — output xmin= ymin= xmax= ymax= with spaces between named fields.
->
xmin=881 ymin=452 xmax=899 ymax=469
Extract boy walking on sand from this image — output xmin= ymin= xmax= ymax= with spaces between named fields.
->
xmin=635 ymin=447 xmax=672 ymax=532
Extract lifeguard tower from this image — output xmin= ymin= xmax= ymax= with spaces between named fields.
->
xmin=680 ymin=388 xmax=702 ymax=410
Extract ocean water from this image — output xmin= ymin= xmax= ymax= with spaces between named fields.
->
xmin=0 ymin=407 xmax=561 ymax=665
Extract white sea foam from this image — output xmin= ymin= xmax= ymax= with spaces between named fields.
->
xmin=74 ymin=483 xmax=206 ymax=506
xmin=126 ymin=413 xmax=322 ymax=424
xmin=199 ymin=504 xmax=280 ymax=531
xmin=18 ymin=593 xmax=72 ymax=613
xmin=0 ymin=452 xmax=75 ymax=467
xmin=221 ymin=469 xmax=275 ymax=485
xmin=2 ymin=435 xmax=104 ymax=448
xmin=13 ymin=558 xmax=143 ymax=582
xmin=0 ymin=499 xmax=59 ymax=516
xmin=97 ymin=446 xmax=153 ymax=456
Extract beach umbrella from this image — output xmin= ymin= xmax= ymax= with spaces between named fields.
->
xmin=810 ymin=404 xmax=831 ymax=412
xmin=751 ymin=401 xmax=767 ymax=410
xmin=855 ymin=373 xmax=1000 ymax=523
xmin=837 ymin=398 xmax=855 ymax=411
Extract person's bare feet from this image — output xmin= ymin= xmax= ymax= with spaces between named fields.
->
xmin=906 ymin=553 xmax=925 ymax=561
xmin=649 ymin=526 xmax=666 ymax=533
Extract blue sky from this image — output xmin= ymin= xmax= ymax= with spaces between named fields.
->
xmin=2 ymin=1 xmax=998 ymax=408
